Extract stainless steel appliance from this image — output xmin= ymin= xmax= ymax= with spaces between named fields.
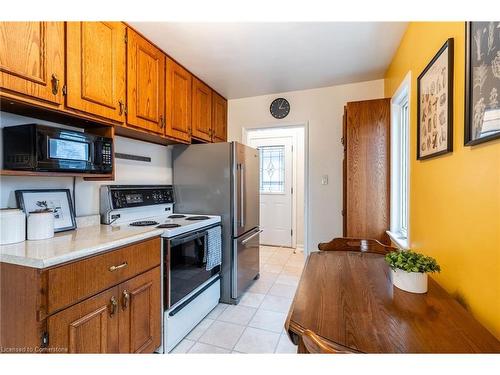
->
xmin=3 ymin=124 xmax=113 ymax=173
xmin=100 ymin=185 xmax=222 ymax=353
xmin=172 ymin=142 xmax=260 ymax=304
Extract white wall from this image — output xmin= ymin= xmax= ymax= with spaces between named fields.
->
xmin=0 ymin=112 xmax=171 ymax=216
xmin=228 ymin=79 xmax=385 ymax=251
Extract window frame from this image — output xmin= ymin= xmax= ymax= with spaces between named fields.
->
xmin=388 ymin=72 xmax=411 ymax=249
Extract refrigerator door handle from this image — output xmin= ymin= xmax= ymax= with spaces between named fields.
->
xmin=231 ymin=238 xmax=238 ymax=298
xmin=240 ymin=164 xmax=245 ymax=228
xmin=241 ymin=229 xmax=263 ymax=245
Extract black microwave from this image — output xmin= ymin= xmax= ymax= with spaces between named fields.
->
xmin=2 ymin=124 xmax=113 ymax=173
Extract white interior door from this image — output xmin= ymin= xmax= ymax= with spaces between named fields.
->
xmin=248 ymin=136 xmax=293 ymax=247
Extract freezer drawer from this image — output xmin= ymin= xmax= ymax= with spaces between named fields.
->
xmin=231 ymin=227 xmax=261 ymax=300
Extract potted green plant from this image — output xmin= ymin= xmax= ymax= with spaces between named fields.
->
xmin=385 ymin=250 xmax=441 ymax=293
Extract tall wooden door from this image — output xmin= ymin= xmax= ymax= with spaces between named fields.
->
xmin=345 ymin=98 xmax=390 ymax=243
xmin=47 ymin=287 xmax=119 ymax=353
xmin=192 ymin=77 xmax=212 ymax=142
xmin=212 ymin=92 xmax=227 ymax=142
xmin=66 ymin=22 xmax=126 ymax=122
xmin=166 ymin=57 xmax=192 ymax=142
xmin=0 ymin=22 xmax=65 ymax=106
xmin=127 ymin=29 xmax=166 ymax=134
xmin=118 ymin=267 xmax=161 ymax=353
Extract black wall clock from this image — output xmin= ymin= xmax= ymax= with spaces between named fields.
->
xmin=270 ymin=98 xmax=290 ymax=119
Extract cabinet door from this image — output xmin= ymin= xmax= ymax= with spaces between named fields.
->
xmin=47 ymin=287 xmax=119 ymax=353
xmin=212 ymin=92 xmax=227 ymax=142
xmin=118 ymin=267 xmax=161 ymax=353
xmin=166 ymin=57 xmax=192 ymax=142
xmin=346 ymin=99 xmax=390 ymax=243
xmin=192 ymin=77 xmax=212 ymax=142
xmin=0 ymin=22 xmax=64 ymax=105
xmin=127 ymin=29 xmax=165 ymax=134
xmin=66 ymin=22 xmax=126 ymax=122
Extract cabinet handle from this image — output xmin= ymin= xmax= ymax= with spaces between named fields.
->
xmin=109 ymin=296 xmax=118 ymax=317
xmin=159 ymin=115 xmax=165 ymax=129
xmin=119 ymin=100 xmax=125 ymax=116
xmin=51 ymin=74 xmax=60 ymax=95
xmin=122 ymin=290 xmax=130 ymax=310
xmin=109 ymin=262 xmax=128 ymax=272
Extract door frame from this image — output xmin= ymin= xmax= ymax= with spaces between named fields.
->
xmin=242 ymin=122 xmax=309 ymax=256
xmin=246 ymin=133 xmax=295 ymax=248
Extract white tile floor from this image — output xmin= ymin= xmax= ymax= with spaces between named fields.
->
xmin=171 ymin=245 xmax=304 ymax=354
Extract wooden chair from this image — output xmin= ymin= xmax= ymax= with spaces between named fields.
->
xmin=300 ymin=330 xmax=352 ymax=354
xmin=317 ymin=237 xmax=396 ymax=255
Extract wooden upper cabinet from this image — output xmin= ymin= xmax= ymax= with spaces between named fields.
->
xmin=118 ymin=267 xmax=161 ymax=353
xmin=166 ymin=57 xmax=192 ymax=142
xmin=127 ymin=29 xmax=166 ymax=134
xmin=0 ymin=22 xmax=65 ymax=106
xmin=66 ymin=22 xmax=126 ymax=122
xmin=212 ymin=92 xmax=228 ymax=142
xmin=47 ymin=287 xmax=119 ymax=353
xmin=191 ymin=77 xmax=213 ymax=142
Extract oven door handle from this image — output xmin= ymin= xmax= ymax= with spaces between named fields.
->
xmin=170 ymin=231 xmax=208 ymax=247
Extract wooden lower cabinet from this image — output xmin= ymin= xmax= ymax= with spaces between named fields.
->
xmin=0 ymin=237 xmax=161 ymax=354
xmin=118 ymin=267 xmax=161 ymax=353
xmin=47 ymin=267 xmax=160 ymax=354
xmin=47 ymin=286 xmax=119 ymax=353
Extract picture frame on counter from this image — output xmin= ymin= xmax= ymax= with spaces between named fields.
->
xmin=464 ymin=21 xmax=500 ymax=146
xmin=15 ymin=189 xmax=76 ymax=232
xmin=417 ymin=38 xmax=454 ymax=160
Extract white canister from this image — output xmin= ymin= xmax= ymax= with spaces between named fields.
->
xmin=0 ymin=209 xmax=26 ymax=245
xmin=27 ymin=211 xmax=55 ymax=240
xmin=391 ymin=269 xmax=428 ymax=294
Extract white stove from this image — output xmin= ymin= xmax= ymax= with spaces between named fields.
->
xmin=99 ymin=185 xmax=222 ymax=353
xmin=112 ymin=211 xmax=221 ymax=238
xmin=100 ymin=185 xmax=221 ymax=236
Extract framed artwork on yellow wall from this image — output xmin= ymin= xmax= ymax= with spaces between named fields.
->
xmin=417 ymin=38 xmax=454 ymax=160
xmin=465 ymin=21 xmax=500 ymax=145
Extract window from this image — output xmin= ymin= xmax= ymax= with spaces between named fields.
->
xmin=259 ymin=145 xmax=285 ymax=193
xmin=389 ymin=73 xmax=411 ymax=249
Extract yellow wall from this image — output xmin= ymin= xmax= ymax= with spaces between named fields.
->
xmin=385 ymin=22 xmax=500 ymax=339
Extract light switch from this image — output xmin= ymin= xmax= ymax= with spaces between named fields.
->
xmin=321 ymin=175 xmax=328 ymax=185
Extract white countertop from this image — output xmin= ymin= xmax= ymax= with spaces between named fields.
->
xmin=0 ymin=224 xmax=164 ymax=269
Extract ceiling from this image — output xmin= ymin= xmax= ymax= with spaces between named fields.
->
xmin=130 ymin=22 xmax=407 ymax=99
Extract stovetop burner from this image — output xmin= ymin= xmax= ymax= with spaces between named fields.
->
xmin=168 ymin=214 xmax=186 ymax=218
xmin=129 ymin=220 xmax=159 ymax=227
xmin=185 ymin=216 xmax=210 ymax=221
xmin=156 ymin=223 xmax=181 ymax=228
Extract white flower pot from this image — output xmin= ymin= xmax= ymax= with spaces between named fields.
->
xmin=391 ymin=269 xmax=428 ymax=294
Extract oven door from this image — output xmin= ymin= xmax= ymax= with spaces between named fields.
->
xmin=166 ymin=226 xmax=221 ymax=309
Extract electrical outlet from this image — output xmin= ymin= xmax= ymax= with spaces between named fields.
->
xmin=321 ymin=175 xmax=329 ymax=185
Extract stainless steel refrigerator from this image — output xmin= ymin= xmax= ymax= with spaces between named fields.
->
xmin=172 ymin=142 xmax=260 ymax=304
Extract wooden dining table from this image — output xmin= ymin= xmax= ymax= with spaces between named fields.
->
xmin=285 ymin=250 xmax=500 ymax=353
